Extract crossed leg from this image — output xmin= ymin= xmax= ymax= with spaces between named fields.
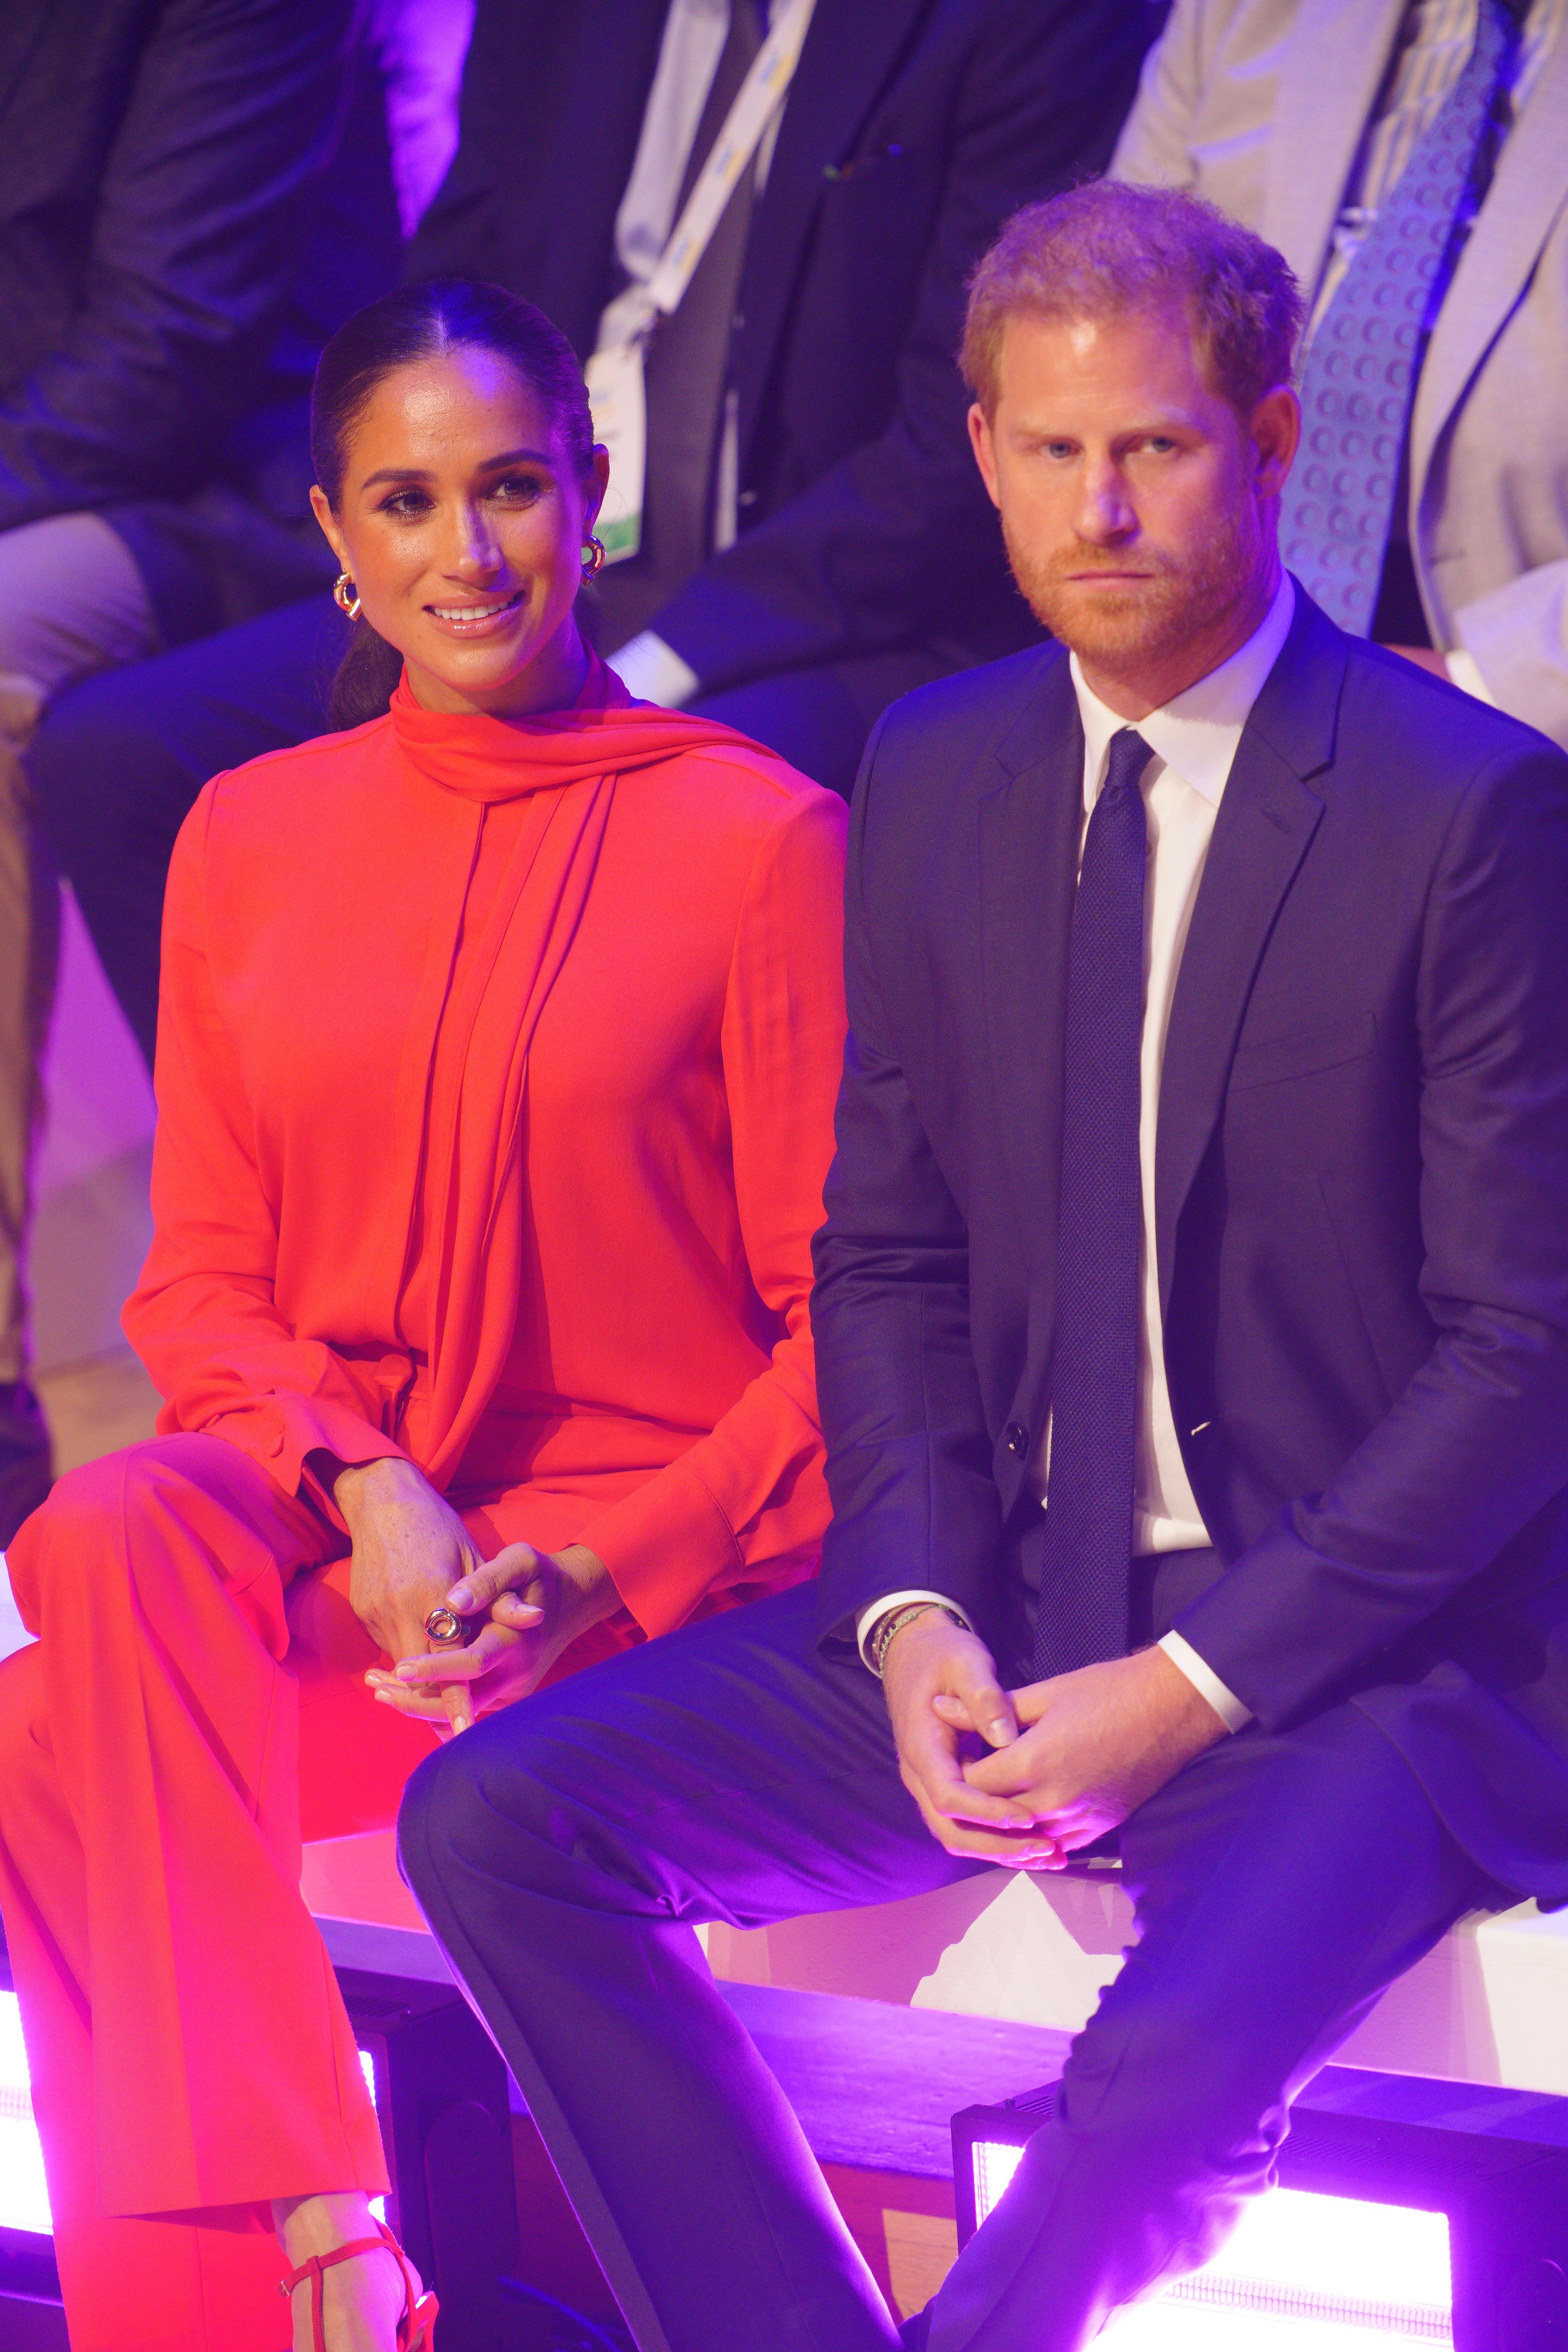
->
xmin=399 ymin=1579 xmax=1501 ymax=2352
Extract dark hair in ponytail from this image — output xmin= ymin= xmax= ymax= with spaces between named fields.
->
xmin=309 ymin=278 xmax=595 ymax=730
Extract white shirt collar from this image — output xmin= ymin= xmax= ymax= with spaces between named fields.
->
xmin=1069 ymin=570 xmax=1296 ymax=810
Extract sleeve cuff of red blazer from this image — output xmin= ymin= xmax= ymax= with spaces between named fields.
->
xmin=577 ymin=1461 xmax=742 ymax=1640
xmin=198 ymin=1393 xmax=406 ymax=1503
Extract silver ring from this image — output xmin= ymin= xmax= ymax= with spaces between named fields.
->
xmin=424 ymin=1604 xmax=468 ymax=1647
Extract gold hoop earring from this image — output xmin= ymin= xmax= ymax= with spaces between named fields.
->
xmin=581 ymin=537 xmax=606 ymax=581
xmin=332 ymin=572 xmax=362 ymax=621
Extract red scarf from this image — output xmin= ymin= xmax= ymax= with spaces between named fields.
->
xmin=384 ymin=656 xmax=770 ymax=1481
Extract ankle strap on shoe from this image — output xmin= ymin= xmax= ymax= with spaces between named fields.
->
xmin=278 ymin=2223 xmax=416 ymax=2352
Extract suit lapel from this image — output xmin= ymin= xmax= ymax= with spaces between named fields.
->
xmin=1263 ymin=0 xmax=1405 ymax=299
xmin=735 ymin=0 xmax=931 ymax=463
xmin=1153 ymin=592 xmax=1341 ymax=1318
xmin=490 ymin=0 xmax=671 ymax=356
xmin=978 ymin=654 xmax=1083 ymax=1287
xmin=1411 ymin=24 xmax=1568 ymax=507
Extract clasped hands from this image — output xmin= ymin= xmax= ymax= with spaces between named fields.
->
xmin=330 ymin=1455 xmax=617 ymax=1737
xmin=880 ymin=1609 xmax=1230 ymax=1869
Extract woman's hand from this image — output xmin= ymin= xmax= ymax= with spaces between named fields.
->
xmin=366 ymin=1539 xmax=620 ymax=1730
xmin=334 ymin=1455 xmax=513 ymax=1734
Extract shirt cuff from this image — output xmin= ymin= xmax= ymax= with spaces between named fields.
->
xmin=605 ymin=630 xmax=701 ymax=709
xmin=204 ymin=1395 xmax=406 ymax=1510
xmin=855 ymin=1588 xmax=976 ymax=1675
xmin=1158 ymin=1630 xmax=1253 ymax=1733
xmin=575 ymin=1459 xmax=742 ymax=1641
xmin=1445 ymin=646 xmax=1499 ymax=708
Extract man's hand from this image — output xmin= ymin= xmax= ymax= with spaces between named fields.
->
xmin=370 ymin=1542 xmax=618 ymax=1725
xmin=880 ymin=1610 xmax=1060 ymax=1867
xmin=947 ymin=1646 xmax=1230 ymax=1863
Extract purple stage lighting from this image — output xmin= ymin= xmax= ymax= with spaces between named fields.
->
xmin=953 ymin=2085 xmax=1568 ymax=2352
xmin=0 ymin=1991 xmax=50 ymax=2238
xmin=0 ymin=1999 xmax=388 ymax=2243
xmin=973 ymin=2136 xmax=1450 ymax=2347
xmin=357 ymin=2045 xmax=388 ymax=2225
xmin=0 ymin=1952 xmax=517 ymax=2348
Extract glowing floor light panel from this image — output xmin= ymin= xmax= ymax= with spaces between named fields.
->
xmin=0 ymin=1990 xmax=51 ymax=2236
xmin=358 ymin=2046 xmax=388 ymax=2225
xmin=970 ymin=2139 xmax=1452 ymax=2349
xmin=0 ymin=2004 xmax=387 ymax=2243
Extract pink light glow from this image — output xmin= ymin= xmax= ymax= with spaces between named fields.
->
xmin=359 ymin=2048 xmax=387 ymax=2225
xmin=0 ymin=1991 xmax=51 ymax=2234
xmin=972 ymin=2140 xmax=1452 ymax=2349
xmin=0 ymin=2005 xmax=388 ymax=2241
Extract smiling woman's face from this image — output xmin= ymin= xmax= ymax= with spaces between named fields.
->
xmin=310 ymin=342 xmax=609 ymax=719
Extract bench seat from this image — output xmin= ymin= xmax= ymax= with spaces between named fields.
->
xmin=13 ymin=1571 xmax=1563 ymax=2103
xmin=301 ymin=1827 xmax=1568 ymax=2096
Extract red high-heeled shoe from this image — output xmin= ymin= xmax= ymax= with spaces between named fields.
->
xmin=278 ymin=2217 xmax=438 ymax=2351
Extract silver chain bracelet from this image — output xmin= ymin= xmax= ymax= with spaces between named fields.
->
xmin=872 ymin=1600 xmax=964 ymax=1677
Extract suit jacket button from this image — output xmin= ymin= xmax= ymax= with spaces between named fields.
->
xmin=1005 ymin=1423 xmax=1028 ymax=1456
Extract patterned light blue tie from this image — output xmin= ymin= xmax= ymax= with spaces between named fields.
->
xmin=1032 ymin=730 xmax=1151 ymax=1686
xmin=1279 ymin=0 xmax=1519 ymax=634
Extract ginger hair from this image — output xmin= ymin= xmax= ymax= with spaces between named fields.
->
xmin=961 ymin=180 xmax=1303 ymax=420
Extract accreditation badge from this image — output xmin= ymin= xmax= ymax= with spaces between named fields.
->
xmin=584 ymin=337 xmax=646 ymax=565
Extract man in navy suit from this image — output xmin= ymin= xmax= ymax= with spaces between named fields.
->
xmin=398 ymin=182 xmax=1568 ymax=2351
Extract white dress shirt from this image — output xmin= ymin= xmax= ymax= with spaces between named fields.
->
xmin=857 ymin=573 xmax=1299 ymax=1735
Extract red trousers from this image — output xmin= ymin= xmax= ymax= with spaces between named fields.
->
xmin=0 ymin=1434 xmax=544 ymax=2352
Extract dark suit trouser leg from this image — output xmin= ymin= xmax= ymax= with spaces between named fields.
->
xmin=399 ymin=1583 xmax=972 ymax=2352
xmin=922 ymin=1702 xmax=1499 ymax=2351
xmin=397 ymin=1584 xmax=1499 ymax=2352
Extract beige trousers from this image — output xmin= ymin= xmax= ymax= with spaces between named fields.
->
xmin=0 ymin=514 xmax=158 ymax=1383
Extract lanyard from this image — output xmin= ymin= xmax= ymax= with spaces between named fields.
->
xmin=586 ymin=0 xmax=816 ymax=566
xmin=644 ymin=0 xmax=816 ymax=321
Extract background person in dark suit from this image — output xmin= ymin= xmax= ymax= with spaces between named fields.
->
xmin=0 ymin=0 xmax=399 ymax=1543
xmin=397 ymin=182 xmax=1568 ymax=2351
xmin=27 ymin=0 xmax=1156 ymax=1078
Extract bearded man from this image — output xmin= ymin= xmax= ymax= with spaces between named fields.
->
xmin=399 ymin=182 xmax=1568 ymax=2352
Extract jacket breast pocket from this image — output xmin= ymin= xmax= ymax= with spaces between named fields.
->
xmin=1227 ymin=1011 xmax=1377 ymax=1092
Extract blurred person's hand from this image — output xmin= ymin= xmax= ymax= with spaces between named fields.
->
xmin=369 ymin=1537 xmax=618 ymax=1731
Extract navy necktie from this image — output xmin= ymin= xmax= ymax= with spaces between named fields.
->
xmin=1279 ymin=0 xmax=1519 ymax=635
xmin=1032 ymin=728 xmax=1151 ymax=1685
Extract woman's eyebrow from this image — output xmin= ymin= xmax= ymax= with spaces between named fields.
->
xmin=358 ymin=446 xmax=555 ymax=491
xmin=475 ymin=446 xmax=554 ymax=470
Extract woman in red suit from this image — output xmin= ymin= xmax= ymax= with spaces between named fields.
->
xmin=0 ymin=281 xmax=849 ymax=2352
